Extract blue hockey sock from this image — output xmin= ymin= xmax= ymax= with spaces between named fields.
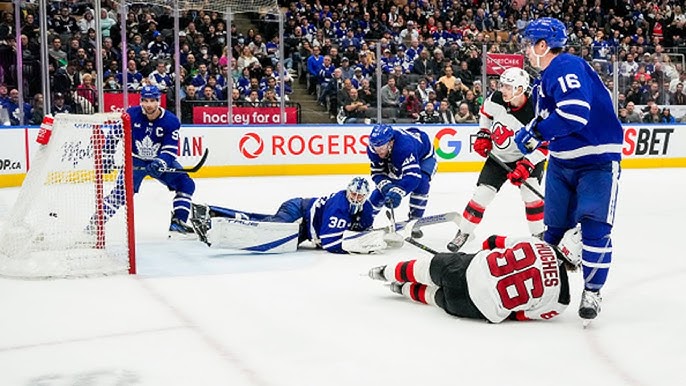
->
xmin=580 ymin=220 xmax=613 ymax=292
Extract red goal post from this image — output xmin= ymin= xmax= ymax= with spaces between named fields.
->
xmin=0 ymin=113 xmax=136 ymax=278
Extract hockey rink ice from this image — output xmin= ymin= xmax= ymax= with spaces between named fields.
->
xmin=0 ymin=169 xmax=683 ymax=386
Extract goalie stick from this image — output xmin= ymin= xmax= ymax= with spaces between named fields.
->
xmin=133 ymin=149 xmax=209 ymax=173
xmin=372 ymin=211 xmax=460 ymax=234
xmin=488 ymin=152 xmax=545 ymax=200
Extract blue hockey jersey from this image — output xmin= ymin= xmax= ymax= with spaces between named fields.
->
xmin=127 ymin=106 xmax=180 ymax=165
xmin=307 ymin=190 xmax=374 ymax=253
xmin=532 ymin=53 xmax=623 ymax=167
xmin=367 ymin=127 xmax=435 ymax=194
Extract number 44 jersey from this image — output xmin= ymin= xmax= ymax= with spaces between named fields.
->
xmin=466 ymin=237 xmax=570 ymax=323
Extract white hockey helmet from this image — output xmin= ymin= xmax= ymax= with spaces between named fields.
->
xmin=347 ymin=177 xmax=370 ymax=215
xmin=556 ymin=226 xmax=582 ymax=268
xmin=499 ymin=67 xmax=529 ymax=100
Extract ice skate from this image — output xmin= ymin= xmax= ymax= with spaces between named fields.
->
xmin=169 ymin=214 xmax=196 ymax=240
xmin=579 ymin=290 xmax=602 ymax=324
xmin=389 ymin=281 xmax=404 ymax=294
xmin=368 ymin=265 xmax=387 ymax=281
xmin=447 ymin=230 xmax=470 ymax=252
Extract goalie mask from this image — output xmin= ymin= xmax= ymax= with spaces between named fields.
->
xmin=347 ymin=177 xmax=370 ymax=215
xmin=555 ymin=226 xmax=582 ymax=268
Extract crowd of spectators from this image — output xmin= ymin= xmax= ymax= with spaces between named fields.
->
xmin=0 ymin=0 xmax=685 ymax=125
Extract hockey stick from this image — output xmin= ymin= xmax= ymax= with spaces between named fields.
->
xmin=404 ymin=237 xmax=438 ymax=254
xmin=133 ymin=149 xmax=209 ymax=173
xmin=488 ymin=152 xmax=545 ymax=200
xmin=371 ymin=211 xmax=459 ymax=234
xmin=384 ymin=208 xmax=404 ymax=248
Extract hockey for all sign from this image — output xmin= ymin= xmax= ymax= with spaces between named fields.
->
xmin=192 ymin=106 xmax=298 ymax=125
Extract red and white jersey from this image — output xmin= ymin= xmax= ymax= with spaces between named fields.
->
xmin=466 ymin=236 xmax=569 ymax=323
xmin=479 ymin=91 xmax=547 ymax=165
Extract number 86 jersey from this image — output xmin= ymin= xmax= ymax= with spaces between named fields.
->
xmin=466 ymin=237 xmax=570 ymax=323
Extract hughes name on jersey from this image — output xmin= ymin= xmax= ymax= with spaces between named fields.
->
xmin=532 ymin=54 xmax=623 ymax=166
xmin=466 ymin=236 xmax=570 ymax=323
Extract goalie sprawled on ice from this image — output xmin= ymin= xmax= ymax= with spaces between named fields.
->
xmin=190 ymin=177 xmax=390 ymax=254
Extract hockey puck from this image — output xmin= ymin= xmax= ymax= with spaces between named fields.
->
xmin=49 ymin=212 xmax=58 ymax=218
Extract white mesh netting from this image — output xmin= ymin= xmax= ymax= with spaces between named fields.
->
xmin=126 ymin=0 xmax=279 ymax=14
xmin=0 ymin=113 xmax=134 ymax=279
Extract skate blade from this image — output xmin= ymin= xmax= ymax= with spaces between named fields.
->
xmin=168 ymin=231 xmax=199 ymax=241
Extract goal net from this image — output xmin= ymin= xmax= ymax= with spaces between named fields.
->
xmin=0 ymin=113 xmax=136 ymax=279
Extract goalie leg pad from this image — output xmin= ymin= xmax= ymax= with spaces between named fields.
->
xmin=206 ymin=218 xmax=300 ymax=253
xmin=342 ymin=229 xmax=388 ymax=254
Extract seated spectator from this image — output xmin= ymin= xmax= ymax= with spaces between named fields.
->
xmin=51 ymin=92 xmax=72 ymax=115
xmin=416 ymin=102 xmax=441 ymax=124
xmin=104 ymin=75 xmax=121 ymax=91
xmin=455 ymin=102 xmax=477 ymax=123
xmin=437 ymin=100 xmax=457 ymax=124
xmin=398 ymin=89 xmax=422 ymax=120
xmin=643 ymin=104 xmax=662 ymax=123
xmin=380 ymin=77 xmax=400 ymax=108
xmin=261 ymin=89 xmax=280 ymax=106
xmin=340 ymin=88 xmax=369 ymax=124
xmin=358 ymin=79 xmax=376 ymax=106
xmin=415 ymin=79 xmax=434 ymax=104
xmin=180 ymin=84 xmax=199 ymax=124
xmin=244 ymin=90 xmax=261 ymax=107
xmin=30 ymin=93 xmax=44 ymax=125
xmin=201 ymin=85 xmax=219 ymax=101
xmin=625 ymin=102 xmax=643 ymax=123
xmin=148 ymin=61 xmax=172 ymax=91
xmin=76 ymin=73 xmax=97 ymax=106
xmin=671 ymin=83 xmax=686 ymax=105
xmin=661 ymin=108 xmax=676 ymax=123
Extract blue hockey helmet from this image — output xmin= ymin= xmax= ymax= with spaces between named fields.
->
xmin=141 ymin=84 xmax=161 ymax=100
xmin=369 ymin=124 xmax=394 ymax=147
xmin=347 ymin=177 xmax=370 ymax=215
xmin=523 ymin=17 xmax=567 ymax=49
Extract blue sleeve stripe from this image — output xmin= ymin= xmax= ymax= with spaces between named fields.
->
xmin=557 ymin=99 xmax=590 ymax=109
xmin=550 ymin=144 xmax=622 ymax=159
xmin=161 ymin=145 xmax=177 ymax=150
xmin=555 ymin=108 xmax=588 ymax=125
xmin=160 ymin=150 xmax=176 ymax=157
xmin=404 ymin=171 xmax=422 ymax=179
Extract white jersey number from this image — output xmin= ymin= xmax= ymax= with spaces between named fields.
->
xmin=486 ymin=242 xmax=543 ymax=309
xmin=557 ymin=74 xmax=581 ymax=93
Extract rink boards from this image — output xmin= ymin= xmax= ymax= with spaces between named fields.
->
xmin=1 ymin=123 xmax=684 ymax=187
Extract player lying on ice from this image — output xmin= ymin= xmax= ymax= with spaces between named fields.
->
xmin=368 ymin=228 xmax=582 ymax=323
xmin=190 ymin=177 xmax=393 ymax=254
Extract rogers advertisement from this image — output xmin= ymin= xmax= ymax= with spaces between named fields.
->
xmin=193 ymin=106 xmax=298 ymax=125
xmin=486 ymin=54 xmax=525 ymax=75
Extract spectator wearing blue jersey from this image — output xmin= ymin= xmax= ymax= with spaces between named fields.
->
xmin=190 ymin=177 xmax=375 ymax=254
xmin=515 ymin=17 xmax=623 ymax=324
xmin=367 ymin=124 xmax=437 ymax=238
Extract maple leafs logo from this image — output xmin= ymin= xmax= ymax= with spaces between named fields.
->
xmin=135 ymin=136 xmax=160 ymax=159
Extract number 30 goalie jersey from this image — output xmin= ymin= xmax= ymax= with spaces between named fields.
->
xmin=466 ymin=237 xmax=570 ymax=323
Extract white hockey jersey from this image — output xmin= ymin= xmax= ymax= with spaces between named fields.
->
xmin=479 ymin=91 xmax=547 ymax=164
xmin=466 ymin=236 xmax=570 ymax=323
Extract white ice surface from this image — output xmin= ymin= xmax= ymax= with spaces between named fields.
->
xmin=0 ymin=170 xmax=684 ymax=386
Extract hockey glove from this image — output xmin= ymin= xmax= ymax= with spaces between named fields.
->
xmin=473 ymin=129 xmax=493 ymax=158
xmin=515 ymin=118 xmax=543 ymax=154
xmin=507 ymin=158 xmax=535 ymax=186
xmin=384 ymin=186 xmax=406 ymax=209
xmin=146 ymin=158 xmax=167 ymax=178
xmin=377 ymin=179 xmax=394 ymax=195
